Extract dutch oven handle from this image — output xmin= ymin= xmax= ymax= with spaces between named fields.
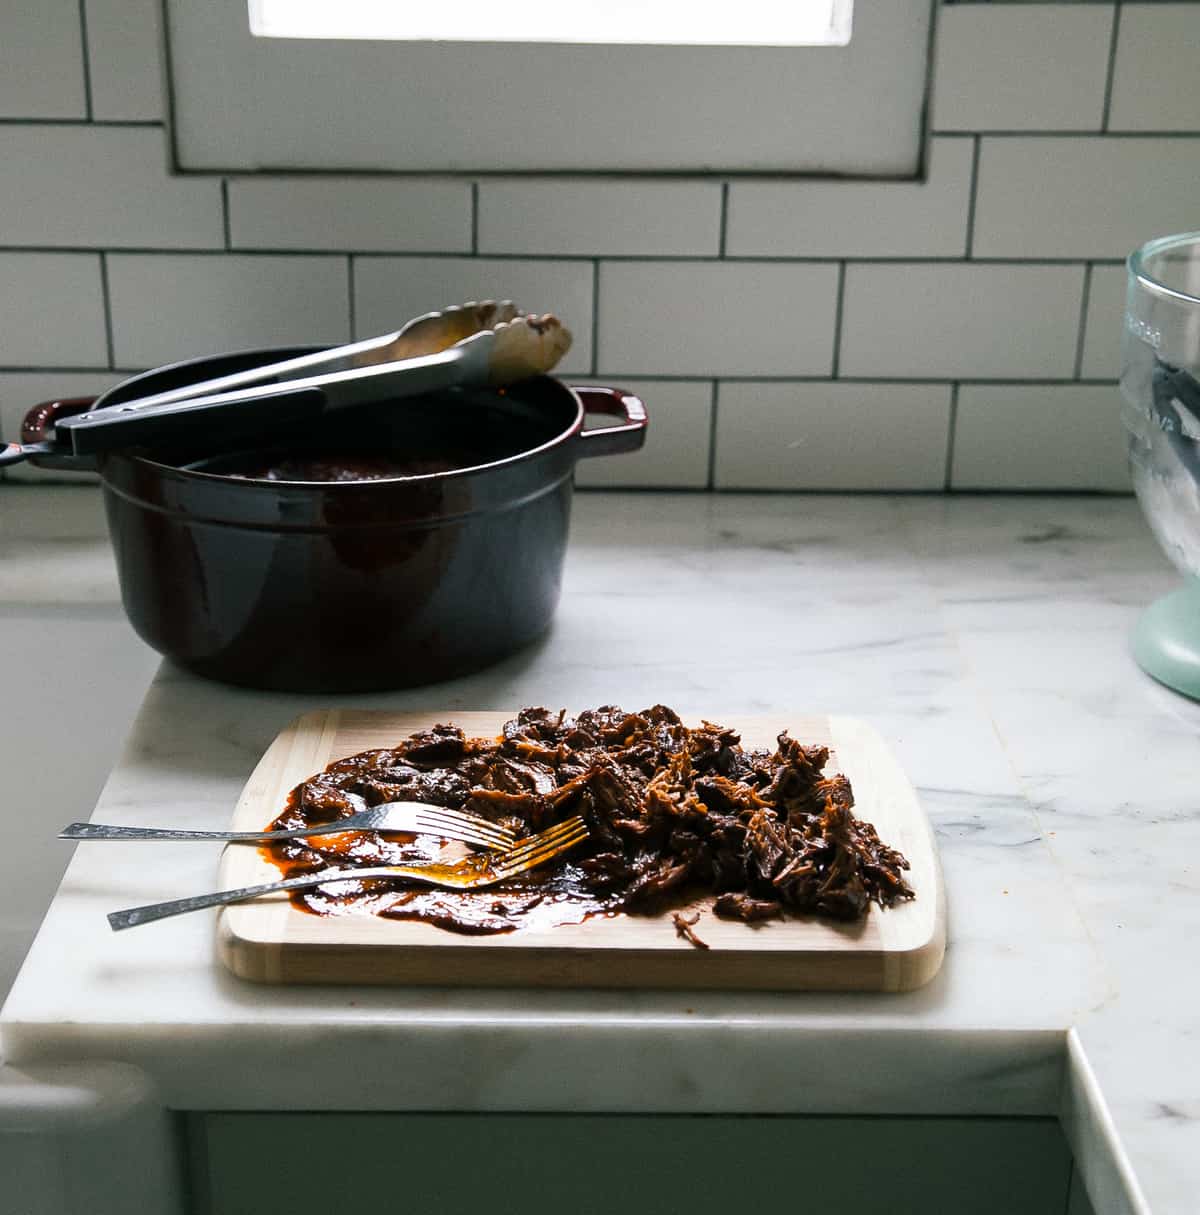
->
xmin=13 ymin=396 xmax=100 ymax=470
xmin=23 ymin=396 xmax=98 ymax=443
xmin=573 ymin=386 xmax=648 ymax=459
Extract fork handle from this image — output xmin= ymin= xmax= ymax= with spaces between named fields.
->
xmin=60 ymin=822 xmax=326 ymax=843
xmin=107 ymin=868 xmax=397 ymax=931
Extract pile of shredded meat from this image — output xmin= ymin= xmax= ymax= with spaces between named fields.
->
xmin=265 ymin=704 xmax=914 ymax=936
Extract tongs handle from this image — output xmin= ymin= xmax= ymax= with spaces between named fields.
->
xmin=100 ymin=330 xmax=411 ymax=416
xmin=53 ymin=343 xmax=486 ymax=456
xmin=54 ymin=384 xmax=330 ymax=457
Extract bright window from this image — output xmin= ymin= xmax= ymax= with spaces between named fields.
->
xmin=165 ymin=0 xmax=929 ymax=175
xmin=249 ymin=0 xmax=854 ymax=47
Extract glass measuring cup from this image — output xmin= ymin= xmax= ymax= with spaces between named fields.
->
xmin=1122 ymin=232 xmax=1200 ymax=698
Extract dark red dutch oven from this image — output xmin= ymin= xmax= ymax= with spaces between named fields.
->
xmin=22 ymin=346 xmax=647 ymax=693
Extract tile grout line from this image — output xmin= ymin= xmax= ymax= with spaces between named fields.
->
xmin=0 ymin=248 xmax=1130 ymax=267
xmin=1 ymin=366 xmax=142 ymax=375
xmin=0 ymin=367 xmax=1124 ymax=387
xmin=718 ymin=182 xmax=729 ymax=258
xmin=943 ymin=382 xmax=959 ymax=493
xmin=220 ymin=180 xmax=231 ymax=249
xmin=77 ymin=0 xmax=94 ymax=121
xmin=0 ymin=118 xmax=1196 ymax=138
xmin=1101 ymin=2 xmax=1122 ymax=133
xmin=964 ymin=135 xmax=981 ymax=258
xmin=347 ymin=256 xmax=357 ymax=339
xmin=98 ymin=252 xmax=115 ymax=369
xmin=475 ymin=485 xmax=1130 ymax=498
xmin=830 ymin=261 xmax=847 ymax=379
xmin=0 ymin=119 xmax=167 ymax=128
xmin=590 ymin=260 xmax=600 ymax=376
xmin=706 ymin=380 xmax=720 ymax=490
xmin=159 ymin=0 xmax=183 ymax=174
xmin=930 ymin=129 xmax=1200 ymax=140
xmin=1074 ymin=263 xmax=1094 ymax=380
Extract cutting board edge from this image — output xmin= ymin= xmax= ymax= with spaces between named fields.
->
xmin=827 ymin=713 xmax=947 ymax=992
xmin=218 ymin=933 xmax=945 ymax=992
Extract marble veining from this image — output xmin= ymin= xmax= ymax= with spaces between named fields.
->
xmin=1 ymin=487 xmax=1198 ymax=1213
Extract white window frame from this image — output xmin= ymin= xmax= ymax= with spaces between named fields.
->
xmin=163 ymin=0 xmax=934 ymax=176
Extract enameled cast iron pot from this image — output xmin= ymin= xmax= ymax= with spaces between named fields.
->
xmin=23 ymin=346 xmax=647 ymax=692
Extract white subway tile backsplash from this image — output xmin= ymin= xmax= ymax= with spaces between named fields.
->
xmin=228 ymin=179 xmax=472 ymax=252
xmin=353 ymin=257 xmax=594 ymax=374
xmin=840 ymin=263 xmax=1085 ymax=380
xmin=84 ymin=0 xmax=165 ymax=121
xmin=1080 ymin=264 xmax=1126 ymax=382
xmin=973 ymin=137 xmax=1200 ymax=261
xmin=726 ymin=138 xmax=972 ymax=259
xmin=107 ymin=255 xmax=350 ymax=368
xmin=932 ymin=4 xmax=1112 ymax=133
xmin=8 ymin=0 xmax=1194 ymax=496
xmin=0 ymin=127 xmax=224 ymax=250
xmin=0 ymin=2 xmax=87 ymax=119
xmin=952 ymin=384 xmax=1129 ymax=491
xmin=574 ymin=380 xmax=712 ymax=489
xmin=715 ymin=381 xmax=951 ymax=491
xmin=0 ymin=254 xmax=107 ymax=368
xmin=598 ymin=262 xmax=838 ymax=377
xmin=1109 ymin=5 xmax=1200 ymax=133
xmin=478 ymin=180 xmax=721 ymax=257
xmin=0 ymin=371 xmax=124 ymax=482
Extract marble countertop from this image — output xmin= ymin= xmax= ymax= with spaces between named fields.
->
xmin=2 ymin=486 xmax=1197 ymax=1215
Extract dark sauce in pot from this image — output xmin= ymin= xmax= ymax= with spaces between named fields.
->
xmin=225 ymin=456 xmax=459 ymax=478
xmin=180 ymin=384 xmax=560 ymax=483
xmin=226 ymin=455 xmax=462 ymax=482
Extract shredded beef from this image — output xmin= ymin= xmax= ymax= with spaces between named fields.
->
xmin=713 ymin=893 xmax=782 ymax=923
xmin=672 ymin=910 xmax=709 ymax=950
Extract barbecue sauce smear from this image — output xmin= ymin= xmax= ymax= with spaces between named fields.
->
xmin=260 ymin=705 xmax=915 ymax=936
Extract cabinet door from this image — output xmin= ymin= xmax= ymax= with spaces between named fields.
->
xmin=1068 ymin=1166 xmax=1099 ymax=1215
xmin=196 ymin=1113 xmax=1072 ymax=1215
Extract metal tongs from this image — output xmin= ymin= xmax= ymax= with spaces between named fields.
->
xmin=0 ymin=301 xmax=572 ymax=466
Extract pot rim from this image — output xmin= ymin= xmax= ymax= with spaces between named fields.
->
xmin=94 ymin=345 xmax=586 ymax=489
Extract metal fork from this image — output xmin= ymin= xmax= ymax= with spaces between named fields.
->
xmin=107 ymin=816 xmax=589 ymax=931
xmin=61 ymin=798 xmax=516 ymax=852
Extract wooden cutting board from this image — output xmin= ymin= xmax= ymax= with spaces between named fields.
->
xmin=217 ymin=710 xmax=946 ymax=992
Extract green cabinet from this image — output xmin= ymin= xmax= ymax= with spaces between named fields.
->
xmin=192 ymin=1113 xmax=1078 ymax=1215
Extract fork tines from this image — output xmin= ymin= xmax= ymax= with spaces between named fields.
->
xmin=413 ymin=807 xmax=515 ymax=850
xmin=493 ymin=816 xmax=589 ymax=879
